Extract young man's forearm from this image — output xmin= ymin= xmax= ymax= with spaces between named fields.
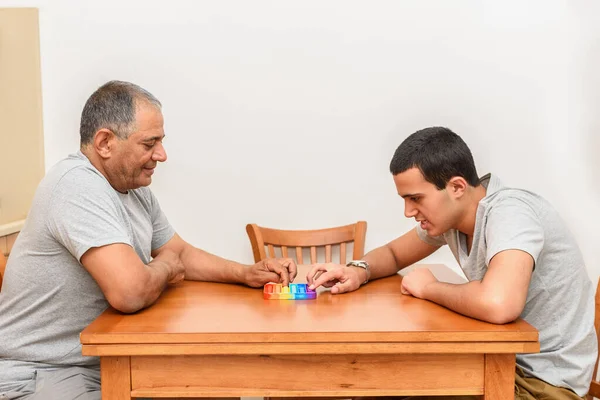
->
xmin=423 ymin=281 xmax=518 ymax=324
xmin=361 ymin=228 xmax=439 ymax=282
xmin=362 ymin=245 xmax=403 ymax=281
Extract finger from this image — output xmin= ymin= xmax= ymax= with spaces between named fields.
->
xmin=284 ymin=259 xmax=298 ymax=282
xmin=330 ymin=278 xmax=357 ymax=294
xmin=306 ymin=264 xmax=327 ymax=285
xmin=247 ymin=270 xmax=281 ymax=288
xmin=329 ymin=282 xmax=344 ymax=294
xmin=259 ymin=272 xmax=282 ymax=286
xmin=312 ymin=270 xmax=324 ymax=283
xmin=265 ymin=261 xmax=290 ymax=286
xmin=169 ymin=273 xmax=185 ymax=284
xmin=321 ymin=280 xmax=337 ymax=288
xmin=309 ymin=269 xmax=343 ymax=290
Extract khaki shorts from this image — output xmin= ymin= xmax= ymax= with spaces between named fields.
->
xmin=357 ymin=367 xmax=584 ymax=400
xmin=513 ymin=367 xmax=583 ymax=400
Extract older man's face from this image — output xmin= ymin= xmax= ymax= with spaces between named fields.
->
xmin=107 ymin=104 xmax=167 ymax=192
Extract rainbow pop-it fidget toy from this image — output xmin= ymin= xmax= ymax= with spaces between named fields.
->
xmin=263 ymin=283 xmax=317 ymax=300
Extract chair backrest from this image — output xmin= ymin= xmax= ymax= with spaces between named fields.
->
xmin=246 ymin=221 xmax=367 ymax=264
xmin=0 ymin=252 xmax=6 ymax=291
xmin=588 ymin=278 xmax=600 ymax=399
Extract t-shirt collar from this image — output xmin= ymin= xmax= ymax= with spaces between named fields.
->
xmin=479 ymin=173 xmax=504 ymax=198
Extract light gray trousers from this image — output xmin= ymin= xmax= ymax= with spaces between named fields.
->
xmin=0 ymin=367 xmax=100 ymax=400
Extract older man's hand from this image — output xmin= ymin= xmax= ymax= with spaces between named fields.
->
xmin=243 ymin=258 xmax=298 ymax=287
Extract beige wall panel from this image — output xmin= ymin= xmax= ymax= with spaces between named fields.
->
xmin=0 ymin=8 xmax=44 ymax=226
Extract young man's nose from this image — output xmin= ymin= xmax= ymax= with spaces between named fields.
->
xmin=404 ymin=203 xmax=418 ymax=218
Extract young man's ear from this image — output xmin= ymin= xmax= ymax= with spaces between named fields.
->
xmin=93 ymin=129 xmax=116 ymax=159
xmin=447 ymin=176 xmax=468 ymax=198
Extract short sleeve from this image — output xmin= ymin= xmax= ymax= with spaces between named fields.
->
xmin=46 ymin=169 xmax=131 ymax=261
xmin=484 ymin=198 xmax=544 ymax=266
xmin=144 ymin=189 xmax=175 ymax=250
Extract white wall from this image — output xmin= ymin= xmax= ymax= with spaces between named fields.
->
xmin=2 ymin=0 xmax=599 ymax=282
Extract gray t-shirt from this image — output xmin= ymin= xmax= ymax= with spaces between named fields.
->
xmin=417 ymin=174 xmax=597 ymax=396
xmin=0 ymin=151 xmax=175 ymax=392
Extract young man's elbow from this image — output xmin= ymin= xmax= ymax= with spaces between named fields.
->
xmin=483 ymin=298 xmax=522 ymax=324
xmin=485 ymin=311 xmax=518 ymax=325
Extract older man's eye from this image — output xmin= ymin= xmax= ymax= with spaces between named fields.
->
xmin=144 ymin=142 xmax=155 ymax=149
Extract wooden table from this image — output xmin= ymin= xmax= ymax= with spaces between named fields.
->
xmin=80 ymin=264 xmax=539 ymax=399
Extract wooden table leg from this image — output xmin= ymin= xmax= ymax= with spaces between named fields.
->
xmin=101 ymin=356 xmax=131 ymax=400
xmin=484 ymin=354 xmax=515 ymax=400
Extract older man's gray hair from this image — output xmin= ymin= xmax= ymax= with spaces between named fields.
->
xmin=79 ymin=80 xmax=162 ymax=146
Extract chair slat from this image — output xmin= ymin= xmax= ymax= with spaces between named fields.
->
xmin=245 ymin=221 xmax=367 ymax=267
xmin=296 ymin=247 xmax=303 ymax=264
xmin=0 ymin=252 xmax=6 ymax=291
xmin=352 ymin=221 xmax=367 ymax=260
xmin=258 ymin=224 xmax=358 ymax=247
xmin=310 ymin=247 xmax=317 ymax=264
xmin=590 ymin=279 xmax=600 ymax=400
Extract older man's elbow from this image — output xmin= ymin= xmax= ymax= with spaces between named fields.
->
xmin=106 ymin=293 xmax=145 ymax=314
xmin=104 ymin=283 xmax=149 ymax=314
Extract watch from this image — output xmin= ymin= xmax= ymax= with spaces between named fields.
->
xmin=346 ymin=260 xmax=370 ymax=285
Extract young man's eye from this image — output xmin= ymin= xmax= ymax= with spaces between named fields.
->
xmin=410 ymin=197 xmax=419 ymax=202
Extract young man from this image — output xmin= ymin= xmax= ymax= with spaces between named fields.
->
xmin=307 ymin=126 xmax=596 ymax=399
xmin=0 ymin=81 xmax=297 ymax=400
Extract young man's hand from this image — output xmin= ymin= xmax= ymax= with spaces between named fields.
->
xmin=400 ymin=268 xmax=438 ymax=299
xmin=306 ymin=263 xmax=366 ymax=294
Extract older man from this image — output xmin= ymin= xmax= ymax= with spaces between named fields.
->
xmin=0 ymin=81 xmax=296 ymax=400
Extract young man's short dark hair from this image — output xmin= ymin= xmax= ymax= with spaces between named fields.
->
xmin=389 ymin=126 xmax=480 ymax=189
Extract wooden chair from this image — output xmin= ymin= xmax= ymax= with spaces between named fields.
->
xmin=0 ymin=252 xmax=6 ymax=290
xmin=587 ymin=278 xmax=600 ymax=399
xmin=246 ymin=221 xmax=367 ymax=265
xmin=247 ymin=222 xmax=366 ymax=400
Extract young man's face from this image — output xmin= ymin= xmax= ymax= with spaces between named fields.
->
xmin=393 ymin=167 xmax=460 ymax=237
